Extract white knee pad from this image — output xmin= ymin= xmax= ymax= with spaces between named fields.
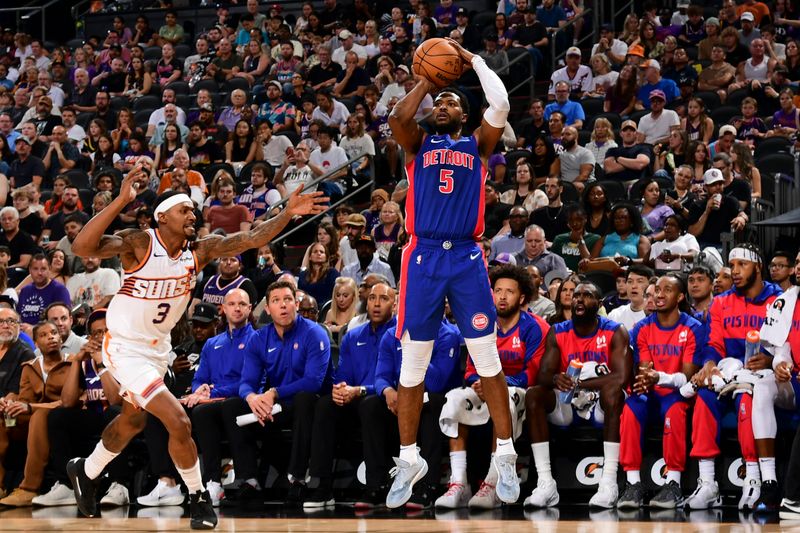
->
xmin=752 ymin=375 xmax=778 ymax=440
xmin=398 ymin=332 xmax=434 ymax=388
xmin=464 ymin=333 xmax=502 ymax=378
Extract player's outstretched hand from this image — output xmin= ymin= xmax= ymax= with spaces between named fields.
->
xmin=120 ymin=161 xmax=145 ymax=204
xmin=444 ymin=38 xmax=475 ymax=69
xmin=284 ymin=184 xmax=329 ymax=217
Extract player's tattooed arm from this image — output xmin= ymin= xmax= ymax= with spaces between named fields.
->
xmin=194 ymin=185 xmax=328 ymax=267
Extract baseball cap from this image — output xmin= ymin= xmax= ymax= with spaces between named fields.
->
xmin=109 ymin=43 xmax=122 ymax=50
xmin=649 ymin=89 xmax=666 ymax=101
xmin=191 ymin=303 xmax=218 ymax=323
xmin=395 ymin=64 xmax=410 ymax=74
xmin=355 ymin=234 xmax=376 ymax=248
xmin=490 ymin=253 xmax=517 ymax=266
xmin=719 ymin=124 xmax=737 ymax=137
xmin=371 ymin=189 xmax=389 ymax=202
xmin=741 ymin=11 xmax=755 ymax=21
xmin=268 ymin=79 xmax=282 ymax=91
xmin=703 ymin=168 xmax=724 ymax=185
xmin=676 ymin=1 xmax=689 ymax=8
xmin=705 ymin=17 xmax=720 ymax=27
xmin=15 ymin=135 xmax=33 ymax=146
xmin=200 ymin=102 xmax=215 ymax=112
xmin=566 ymin=46 xmax=581 ymax=57
xmin=627 ymin=44 xmax=645 ymax=58
xmin=775 ymin=64 xmax=789 ymax=74
xmin=620 ymin=119 xmax=637 ymax=131
xmin=338 ymin=29 xmax=353 ymax=40
xmin=345 ymin=213 xmax=367 ymax=226
xmin=270 ymin=3 xmax=282 ymax=12
xmin=456 ymin=7 xmax=468 ymax=16
xmin=0 ymin=295 xmax=14 ymax=308
xmin=600 ymin=23 xmax=614 ymax=32
xmin=641 ymin=59 xmax=660 ymax=71
xmin=544 ymin=269 xmax=572 ymax=289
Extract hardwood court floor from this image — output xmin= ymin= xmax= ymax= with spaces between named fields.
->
xmin=0 ymin=505 xmax=795 ymax=532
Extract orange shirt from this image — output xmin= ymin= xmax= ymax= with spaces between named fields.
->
xmin=157 ymin=170 xmax=207 ymax=195
xmin=736 ymin=3 xmax=771 ymax=26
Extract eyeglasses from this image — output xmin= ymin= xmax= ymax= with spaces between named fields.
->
xmin=769 ymin=263 xmax=790 ymax=269
xmin=0 ymin=318 xmax=19 ymax=326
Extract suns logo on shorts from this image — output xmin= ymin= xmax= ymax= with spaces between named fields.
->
xmin=471 ymin=313 xmax=489 ymax=331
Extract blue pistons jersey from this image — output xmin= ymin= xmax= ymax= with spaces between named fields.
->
xmin=405 ymin=134 xmax=486 ymax=240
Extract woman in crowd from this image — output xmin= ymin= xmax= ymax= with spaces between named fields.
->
xmin=500 ymin=159 xmax=545 ymax=212
xmin=372 ymin=56 xmax=397 ymax=93
xmin=731 ymin=142 xmax=762 ymax=198
xmin=665 ymin=164 xmax=698 ymax=220
xmin=371 ymin=200 xmax=404 ymax=261
xmin=588 ymin=54 xmax=618 ymax=97
xmin=111 ymin=108 xmax=137 ymax=154
xmin=226 ymin=119 xmax=261 ymax=168
xmin=15 ymin=248 xmax=71 ymax=292
xmin=631 ymin=20 xmax=664 ymax=60
xmin=586 ymin=117 xmax=617 ymax=166
xmin=604 ymin=64 xmax=638 ymax=116
xmin=653 ymin=129 xmax=689 ymax=178
xmin=768 ymin=88 xmax=799 ymax=139
xmin=529 ymin=134 xmax=559 ymax=182
xmin=489 ymin=13 xmax=514 ymax=50
xmin=620 ymin=13 xmax=640 ymax=45
xmin=339 ymin=114 xmax=375 ymax=182
xmin=82 ymin=119 xmax=108 ymax=155
xmin=589 ymin=202 xmax=651 ymax=267
xmin=682 ymin=97 xmax=714 ymax=143
xmin=44 ymin=176 xmax=82 ymax=215
xmin=155 ymin=42 xmax=182 ymax=87
xmin=0 ymin=135 xmax=12 ymax=176
xmin=120 ymin=133 xmax=155 ymax=172
xmin=69 ymin=47 xmax=97 ymax=82
xmin=238 ymin=39 xmax=271 ymax=87
xmin=361 ymin=189 xmax=388 ymax=232
xmin=90 ymin=134 xmax=123 ymax=173
xmin=648 ymin=214 xmax=700 ymax=272
xmin=93 ymin=172 xmax=116 ymax=194
xmin=0 ymin=267 xmax=17 ymax=306
xmin=153 ymin=123 xmax=186 ymax=173
xmin=582 ymin=182 xmax=612 ymax=236
xmin=333 ymin=205 xmax=354 ymax=240
xmin=639 ymin=179 xmax=674 ymax=240
xmin=784 ymin=40 xmax=800 ymax=82
xmin=298 ymin=243 xmax=340 ymax=306
xmin=549 ymin=275 xmax=581 ymax=325
xmin=687 ymin=140 xmax=711 ymax=183
xmin=301 ymin=222 xmax=341 ymax=270
xmin=416 ymin=17 xmax=439 ymax=46
xmin=324 ymin=276 xmax=358 ymax=338
xmin=124 ymin=56 xmax=153 ymax=100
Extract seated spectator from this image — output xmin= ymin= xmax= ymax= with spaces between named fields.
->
xmin=513 ymin=225 xmax=568 ymax=277
xmin=529 ymin=176 xmax=569 ymax=241
xmin=603 ymin=120 xmax=652 ymax=183
xmin=734 ymin=97 xmax=768 ymax=146
xmin=552 ymin=126 xmax=594 ymax=191
xmin=256 ymin=81 xmax=296 ymax=135
xmin=339 ymin=114 xmax=375 ymax=181
xmin=501 ymin=160 xmax=546 ymax=211
xmin=299 ymin=243 xmax=340 ymax=305
xmin=11 ymin=188 xmax=43 ymax=241
xmin=324 ymin=276 xmax=358 ymax=337
xmin=311 ymin=90 xmax=349 ymax=131
xmin=527 ymin=135 xmax=558 ymax=183
xmin=236 ymin=162 xmax=281 ymax=223
xmin=687 ymin=168 xmax=747 ymax=249
xmin=8 ymin=136 xmax=44 ymax=190
xmin=14 ymin=249 xmax=71 ymax=292
xmin=66 ymin=256 xmax=121 ymax=310
xmin=155 ymin=43 xmax=183 ymax=88
xmin=639 ymin=179 xmax=674 ymax=239
xmin=222 ymin=281 xmax=331 ymax=504
xmin=371 ymin=201 xmax=404 ymax=261
xmin=0 ymin=207 xmax=37 ymax=269
xmin=150 ymin=103 xmax=190 ymax=147
xmin=157 ymin=149 xmax=206 ymax=203
xmin=681 ymin=97 xmax=714 ymax=144
xmin=110 ymin=108 xmax=137 ymax=154
xmin=123 ymin=56 xmax=153 ymax=100
xmin=217 ymin=90 xmax=253 ymax=132
xmin=341 ymin=235 xmax=395 ymax=287
xmin=204 ymin=181 xmax=252 ymax=236
xmin=546 ymin=111 xmax=565 ymax=151
xmin=256 ymin=119 xmax=293 ymax=171
xmin=332 ymin=51 xmax=370 ymax=99
xmin=586 ymin=202 xmax=651 ymax=269
xmin=586 ymin=118 xmax=617 ymax=166
xmin=636 ymin=60 xmax=680 ymax=110
xmin=636 ymin=90 xmax=680 ymax=145
xmin=604 ymin=64 xmax=637 ymax=116
xmin=544 ymin=81 xmax=585 ymax=129
xmin=548 ymin=47 xmax=592 ymax=100
xmin=551 ymin=204 xmax=601 ymax=273
xmin=90 ymin=134 xmax=123 ymax=174
xmin=766 ymin=88 xmax=799 ymax=139
xmin=238 ymin=39 xmax=270 ymax=87
xmin=361 ymin=190 xmax=388 ymax=233
xmin=274 ymin=141 xmax=316 ymax=196
xmin=491 ymin=206 xmax=528 ymax=261
xmin=225 ymin=119 xmax=261 ymax=169
xmin=308 ymin=45 xmax=341 ymax=92
xmin=587 ymin=53 xmax=619 ymax=97
xmin=156 ymin=10 xmax=185 ymax=46
xmin=186 ymin=121 xmax=223 ymax=171
xmin=730 ymin=142 xmax=761 ymax=199
xmin=607 ymin=265 xmax=653 ymax=330
xmin=729 ymin=38 xmax=775 ymax=93
xmin=269 ymin=40 xmax=304 ymax=89
xmin=654 ymin=129 xmax=689 ymax=179
xmin=309 ymin=127 xmax=349 ymax=198
xmin=648 ymin=214 xmax=699 ymax=272
xmin=194 ymin=255 xmax=258 ymax=313
xmin=547 ymin=274 xmax=580 ymax=325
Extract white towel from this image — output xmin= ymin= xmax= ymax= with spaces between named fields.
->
xmin=761 ymin=286 xmax=798 ymax=349
xmin=439 ymin=386 xmax=527 ymax=440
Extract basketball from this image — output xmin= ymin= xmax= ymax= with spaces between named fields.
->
xmin=412 ymin=38 xmax=463 ymax=89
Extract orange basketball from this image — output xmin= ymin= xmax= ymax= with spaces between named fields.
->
xmin=412 ymin=38 xmax=463 ymax=89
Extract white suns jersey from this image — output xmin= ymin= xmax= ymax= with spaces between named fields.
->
xmin=107 ymin=229 xmax=198 ymax=349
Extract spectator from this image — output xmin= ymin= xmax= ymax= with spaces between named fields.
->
xmin=587 ymin=54 xmax=619 ymax=97
xmin=217 ymin=90 xmax=253 ymax=133
xmin=637 ymin=60 xmax=680 ymax=109
xmin=546 ymin=111 xmax=566 ymax=150
xmin=186 ymin=121 xmax=223 ymax=171
xmin=311 ymin=91 xmax=349 ymax=131
xmin=767 ymin=251 xmax=794 ymax=292
xmin=546 ymin=273 xmax=579 ymax=324
xmin=152 ymin=123 xmax=187 ymax=173
xmin=735 ymin=97 xmax=768 ymax=146
xmin=157 ymin=149 xmax=206 ymax=204
xmin=729 ymin=39 xmax=775 ymax=93
xmin=309 ymin=126 xmax=349 ymax=198
xmin=587 ymin=202 xmax=651 ymax=268
xmin=738 ymin=11 xmax=761 ymax=47
xmin=339 ymin=114 xmax=374 ymax=181
xmin=274 ymin=141 xmax=316 ymax=196
xmin=553 ymin=126 xmax=594 ymax=191
xmin=516 ymin=100 xmax=548 ymax=149
xmin=524 ymin=265 xmax=555 ymax=320
xmin=491 ymin=206 xmax=528 ymax=260
xmin=236 ymin=162 xmax=280 ymax=223
xmin=224 ymin=119 xmax=260 ymax=169
xmin=324 ymin=276 xmax=358 ymax=337
xmin=604 ymin=64 xmax=638 ymax=116
xmin=299 ymin=242 xmax=341 ymax=305
xmin=256 ymin=81 xmax=296 ymax=134
xmin=552 ymin=204 xmax=600 ymax=272
xmin=639 ymin=179 xmax=674 ymax=239
xmin=548 ymin=46 xmax=592 ymax=99
xmin=332 ymin=30 xmax=368 ymax=69
xmin=586 ymin=117 xmax=617 ymax=165
xmin=308 ymin=45 xmax=341 ymax=92
xmin=0 ymin=207 xmax=37 ymax=269
xmin=157 ymin=10 xmax=185 ymax=46
xmin=11 ymin=188 xmax=43 ymax=240
xmin=501 ymin=160 xmax=544 ymax=210
xmin=767 ymin=88 xmax=799 ymax=139
xmin=66 ymin=256 xmax=120 ymax=310
xmin=513 ymin=225 xmax=568 ymax=276
xmin=90 ymin=134 xmax=123 ymax=174
xmin=52 ymin=213 xmax=87 ymax=271
xmin=592 ymin=23 xmax=628 ymax=67
xmin=194 ymin=255 xmax=258 ymax=313
xmin=527 ymin=135 xmax=558 ymax=181
xmin=511 ymin=9 xmax=548 ymax=74
xmin=204 ymin=181 xmax=252 ymax=235
xmin=361 ymin=190 xmax=388 ymax=233
xmin=211 ymin=39 xmax=243 ymax=82
xmin=483 ymin=181 xmax=512 ymax=239
xmin=341 ymin=235 xmax=395 ymax=287
xmin=603 ymin=120 xmax=652 ymax=183
xmin=544 ymin=81 xmax=585 ymax=129
xmin=637 ymin=89 xmax=680 ymax=145
xmin=529 ymin=176 xmax=569 ymax=241
xmin=687 ymin=168 xmax=747 ymax=249
xmin=480 ymin=34 xmax=510 ymax=74
xmin=370 ymin=201 xmax=404 ymax=261
xmin=146 ymin=89 xmax=187 ymax=138
xmin=8 ymin=136 xmax=44 ymax=190
xmin=17 ymin=254 xmax=71 ymax=327
xmin=154 ymin=43 xmax=182 ymax=88
xmin=648 ymin=214 xmax=699 ymax=272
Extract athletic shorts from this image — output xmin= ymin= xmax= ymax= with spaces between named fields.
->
xmin=102 ymin=333 xmax=169 ymax=408
xmin=397 ymin=236 xmax=496 ymax=341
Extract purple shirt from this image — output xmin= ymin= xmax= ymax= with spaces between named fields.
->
xmin=17 ymin=280 xmax=72 ymax=325
xmin=772 ymin=108 xmax=798 ymax=130
xmin=642 ymin=204 xmax=674 ymax=235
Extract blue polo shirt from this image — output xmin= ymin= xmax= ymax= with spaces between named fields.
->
xmin=192 ymin=323 xmax=256 ymax=399
xmin=544 ymin=99 xmax=586 ymax=126
xmin=637 ymin=79 xmax=681 ymax=109
xmin=335 ymin=317 xmax=396 ymax=395
xmin=239 ymin=316 xmax=332 ymax=403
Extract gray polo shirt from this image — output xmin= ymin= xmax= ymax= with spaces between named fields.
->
xmin=558 ymin=145 xmax=595 ymax=183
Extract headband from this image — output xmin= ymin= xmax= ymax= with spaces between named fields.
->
xmin=154 ymin=194 xmax=193 ymax=217
xmin=729 ymin=246 xmax=762 ymax=264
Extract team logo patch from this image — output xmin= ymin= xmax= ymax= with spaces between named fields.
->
xmin=238 ymin=343 xmax=245 ymax=349
xmin=728 ymin=458 xmax=745 ymax=487
xmin=293 ymin=342 xmax=299 ymax=350
xmin=596 ymin=336 xmax=607 ymax=350
xmin=576 ymin=456 xmax=604 ymax=486
xmin=678 ymin=330 xmax=688 ymax=343
xmin=471 ymin=313 xmax=490 ymax=331
xmin=650 ymin=459 xmax=668 ymax=486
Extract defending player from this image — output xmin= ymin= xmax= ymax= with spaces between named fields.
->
xmin=65 ymin=162 xmax=326 ymax=529
xmin=384 ymin=38 xmax=517 ymax=508
xmin=618 ymin=275 xmax=703 ymax=509
xmin=524 ymin=282 xmax=631 ymax=509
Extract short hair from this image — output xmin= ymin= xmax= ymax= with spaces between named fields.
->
xmin=434 ymin=88 xmax=470 ymax=116
xmin=489 ymin=264 xmax=535 ymax=305
xmin=525 ymin=224 xmax=545 ymax=237
xmin=32 ymin=320 xmax=58 ymax=341
xmin=0 ymin=206 xmax=19 ymax=220
xmin=772 ymin=250 xmax=793 ymax=263
xmin=250 ymin=161 xmax=273 ymax=179
xmin=713 ymin=152 xmax=732 ymax=166
xmin=688 ymin=264 xmax=714 ymax=281
xmin=64 ymin=213 xmax=85 ymax=226
xmin=627 ymin=264 xmax=654 ymax=280
xmin=30 ymin=252 xmax=49 ymax=265
xmin=576 ymin=281 xmax=602 ymax=299
xmin=44 ymin=301 xmax=71 ymax=319
xmin=0 ymin=245 xmax=9 ymax=256
xmin=189 ymin=120 xmax=206 ymax=130
xmin=266 ymin=280 xmax=297 ymax=299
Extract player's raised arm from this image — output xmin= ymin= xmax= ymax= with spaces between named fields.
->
xmin=446 ymin=38 xmax=509 ymax=161
xmin=388 ymin=75 xmax=436 ymax=157
xmin=72 ymin=162 xmax=148 ymax=261
xmin=193 ymin=185 xmax=328 ymax=267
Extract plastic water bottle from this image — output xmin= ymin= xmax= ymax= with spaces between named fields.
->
xmin=744 ymin=330 xmax=761 ymax=364
xmin=559 ymin=360 xmax=583 ymax=404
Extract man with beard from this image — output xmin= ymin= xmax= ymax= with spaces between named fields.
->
xmin=66 ymin=256 xmax=121 ymax=311
xmin=524 ymin=281 xmax=630 ymax=509
xmin=555 ymin=126 xmax=594 ymax=191
xmin=43 ymin=125 xmax=80 ymax=186
xmin=187 ymin=121 xmax=223 ymax=171
xmin=67 ymin=68 xmax=97 ymax=114
xmin=685 ymin=243 xmax=782 ymax=511
xmin=256 ymin=81 xmax=296 ymax=134
xmin=385 ymin=38 xmax=520 ymax=508
xmin=713 ymin=266 xmax=733 ymax=295
xmin=193 ymin=255 xmax=258 ymax=313
xmin=603 ymin=120 xmax=653 ymax=183
xmin=64 ymin=165 xmax=326 ymax=527
xmin=618 ymin=275 xmax=703 ymax=509
xmin=88 ymin=91 xmax=117 ymax=130
xmin=41 ymin=186 xmax=89 ymax=245
xmin=528 ymin=176 xmax=569 ymax=242
xmin=490 ymin=206 xmax=528 ymax=261
xmin=435 ymin=265 xmax=548 ymax=509
xmin=341 ymin=235 xmax=395 ymax=287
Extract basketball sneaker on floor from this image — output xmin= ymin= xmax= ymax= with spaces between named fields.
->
xmin=754 ymin=480 xmax=779 ymax=512
xmin=385 ymin=457 xmax=428 ymax=509
xmin=617 ymin=482 xmax=645 ymax=509
xmin=493 ymin=454 xmax=520 ymax=504
xmin=206 ymin=481 xmax=224 ymax=507
xmin=650 ymin=480 xmax=683 ymax=509
xmin=589 ymin=480 xmax=618 ymax=508
xmin=100 ymin=482 xmax=129 ymax=507
xmin=468 ymin=481 xmax=501 ymax=510
xmin=137 ymin=479 xmax=185 ymax=507
xmin=434 ymin=482 xmax=472 ymax=509
xmin=189 ymin=490 xmax=218 ymax=530
xmin=780 ymin=498 xmax=800 ymax=520
xmin=684 ymin=478 xmax=722 ymax=509
xmin=523 ymin=478 xmax=560 ymax=508
xmin=32 ymin=482 xmax=75 ymax=507
xmin=67 ymin=457 xmax=99 ymax=518
xmin=739 ymin=477 xmax=761 ymax=511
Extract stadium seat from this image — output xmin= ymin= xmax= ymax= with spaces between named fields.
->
xmin=66 ymin=170 xmax=92 ymax=189
xmin=275 ymin=130 xmax=300 ymax=146
xmin=758 ymin=153 xmax=794 ymax=176
xmin=78 ymin=188 xmax=95 ymax=212
xmin=628 ymin=109 xmax=649 ymax=124
xmin=223 ymin=77 xmax=251 ymax=94
xmin=76 ymin=112 xmax=93 ymax=129
xmin=110 ymin=96 xmax=129 ymax=111
xmin=165 ymin=81 xmax=190 ymax=95
xmin=176 ymin=94 xmax=195 ymax=110
xmin=134 ymin=108 xmax=154 ymax=129
xmin=174 ymin=44 xmax=192 ymax=59
xmin=725 ymin=88 xmax=749 ymax=108
xmin=66 ymin=38 xmax=84 ymax=50
xmin=578 ymin=129 xmax=591 ymax=146
xmin=192 ymin=79 xmax=221 ymax=94
xmin=580 ymin=98 xmax=605 ymax=125
xmin=586 ymin=112 xmax=621 ymax=131
xmin=709 ymin=106 xmax=739 ymax=126
xmin=693 ymin=91 xmax=722 ymax=111
xmin=133 ymin=95 xmax=161 ymax=111
xmin=203 ymin=163 xmax=236 ymax=184
xmin=582 ymin=271 xmax=617 ymax=297
xmin=144 ymin=46 xmax=162 ymax=61
xmin=755 ymin=137 xmax=792 ymax=162
xmin=561 ymin=181 xmax=579 ymax=204
xmin=598 ymin=180 xmax=627 ymax=203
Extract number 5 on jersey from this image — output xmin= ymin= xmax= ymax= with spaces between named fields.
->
xmin=439 ymin=169 xmax=454 ymax=194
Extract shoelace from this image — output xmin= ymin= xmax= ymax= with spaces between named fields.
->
xmin=443 ymin=483 xmax=464 ymax=497
xmin=475 ymin=481 xmax=495 ymax=497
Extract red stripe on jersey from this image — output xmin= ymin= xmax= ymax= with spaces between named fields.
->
xmin=472 ymin=150 xmax=487 ymax=239
xmin=395 ymin=236 xmax=417 ymax=340
xmin=405 ymin=159 xmax=416 ymax=235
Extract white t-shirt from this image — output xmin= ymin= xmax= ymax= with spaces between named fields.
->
xmin=282 ymin=164 xmax=316 ymax=195
xmin=548 ymin=65 xmax=593 ymax=96
xmin=608 ymin=303 xmax=647 ymax=331
xmin=378 ymin=83 xmax=406 ymax=107
xmin=591 ymin=71 xmax=619 ymax=93
xmin=339 ymin=134 xmax=375 ymax=171
xmin=148 ymin=106 xmax=187 ymax=127
xmin=311 ymin=100 xmax=350 ymax=130
xmin=591 ymin=39 xmax=629 ymax=63
xmin=649 ymin=234 xmax=700 ymax=271
xmin=310 ymin=145 xmax=349 ymax=193
xmin=637 ymin=109 xmax=680 ymax=145
xmin=332 ymin=43 xmax=368 ymax=68
xmin=262 ymin=135 xmax=293 ymax=168
xmin=66 ymin=268 xmax=122 ymax=309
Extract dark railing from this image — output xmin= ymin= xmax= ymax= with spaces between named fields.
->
xmin=550 ymin=9 xmax=594 ymax=71
xmin=0 ymin=0 xmax=62 ymax=42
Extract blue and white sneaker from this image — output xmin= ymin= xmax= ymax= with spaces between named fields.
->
xmin=385 ymin=457 xmax=428 ymax=509
xmin=493 ymin=453 xmax=520 ymax=504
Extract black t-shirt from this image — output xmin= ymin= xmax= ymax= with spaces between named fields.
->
xmin=308 ymin=62 xmax=342 ymax=88
xmin=0 ymin=339 xmax=35 ymax=396
xmin=725 ymin=177 xmax=752 ymax=213
xmin=726 ymin=44 xmax=750 ymax=68
xmin=0 ymin=229 xmax=38 ymax=265
xmin=245 ymin=265 xmax=281 ymax=302
xmin=604 ymin=144 xmax=653 ymax=182
xmin=19 ymin=212 xmax=43 ymax=239
xmin=484 ymin=201 xmax=512 ymax=239
xmin=335 ymin=67 xmax=371 ymax=95
xmin=514 ymin=21 xmax=547 ymax=48
xmin=8 ymin=156 xmax=45 ymax=189
xmin=188 ymin=141 xmax=224 ymax=171
xmin=31 ymin=114 xmax=63 ymax=136
xmin=45 ymin=210 xmax=90 ymax=241
xmin=687 ymin=194 xmax=741 ymax=246
xmin=67 ymin=85 xmax=97 ymax=108
xmin=103 ymin=71 xmax=127 ymax=94
xmin=520 ymin=121 xmax=549 ymax=148
xmin=530 ymin=204 xmax=570 ymax=242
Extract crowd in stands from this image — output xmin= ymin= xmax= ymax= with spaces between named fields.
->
xmin=1 ymin=0 xmax=800 ymax=517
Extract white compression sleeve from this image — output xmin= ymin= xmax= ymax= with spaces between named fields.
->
xmin=656 ymin=371 xmax=688 ymax=389
xmin=471 ymin=56 xmax=509 ymax=129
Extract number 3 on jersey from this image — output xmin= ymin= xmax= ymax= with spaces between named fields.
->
xmin=153 ymin=303 xmax=171 ymax=324
xmin=438 ymin=169 xmax=454 ymax=194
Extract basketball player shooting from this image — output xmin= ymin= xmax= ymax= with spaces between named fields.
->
xmin=65 ymin=161 xmax=327 ymax=529
xmin=385 ymin=38 xmax=519 ymax=508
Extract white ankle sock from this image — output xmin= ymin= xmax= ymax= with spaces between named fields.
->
xmin=666 ymin=470 xmax=681 ymax=484
xmin=450 ymin=451 xmax=467 ymax=484
xmin=626 ymin=471 xmax=641 ymax=484
xmin=759 ymin=458 xmax=777 ymax=482
xmin=746 ymin=461 xmax=761 ymax=481
xmin=531 ymin=442 xmax=553 ymax=483
xmin=399 ymin=444 xmax=419 ymax=465
xmin=84 ymin=440 xmax=120 ymax=480
xmin=495 ymin=437 xmax=515 ymax=457
xmin=699 ymin=459 xmax=715 ymax=483
xmin=602 ymin=442 xmax=620 ymax=484
xmin=486 ymin=453 xmax=498 ymax=484
xmin=176 ymin=460 xmax=205 ymax=494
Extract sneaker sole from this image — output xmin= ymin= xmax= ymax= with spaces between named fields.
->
xmin=617 ymin=500 xmax=643 ymax=510
xmin=303 ymin=500 xmax=335 ymax=509
xmin=523 ymin=492 xmax=560 ymax=509
xmin=649 ymin=499 xmax=680 ymax=509
xmin=386 ymin=460 xmax=428 ymax=509
xmin=137 ymin=496 xmax=185 ymax=507
xmin=32 ymin=499 xmax=77 ymax=507
xmin=686 ymin=498 xmax=723 ymax=510
xmin=780 ymin=510 xmax=800 ymax=521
